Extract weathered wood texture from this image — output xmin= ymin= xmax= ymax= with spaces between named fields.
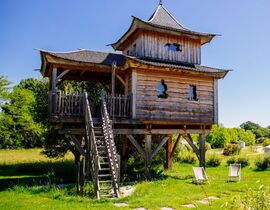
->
xmin=123 ymin=31 xmax=201 ymax=64
xmin=134 ymin=70 xmax=215 ymax=124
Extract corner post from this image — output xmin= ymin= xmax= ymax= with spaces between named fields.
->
xmin=199 ymin=133 xmax=206 ymax=168
xmin=51 ymin=67 xmax=58 ymax=114
xmin=145 ymin=135 xmax=152 ymax=179
xmin=165 ymin=134 xmax=173 ymax=169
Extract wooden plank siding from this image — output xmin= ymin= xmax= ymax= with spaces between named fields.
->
xmin=134 ymin=69 xmax=214 ymax=124
xmin=123 ymin=31 xmax=201 ymax=65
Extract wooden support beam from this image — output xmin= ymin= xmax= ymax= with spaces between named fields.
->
xmin=131 ymin=70 xmax=137 ymax=118
xmin=120 ymin=135 xmax=128 ymax=175
xmin=172 ymin=134 xmax=181 ymax=155
xmin=51 ymin=68 xmax=57 ymax=114
xmin=185 ymin=134 xmax=200 ymax=159
xmin=165 ymin=135 xmax=173 ymax=169
xmin=114 ymin=129 xmax=208 ymax=135
xmin=199 ymin=134 xmax=206 ymax=168
xmin=213 ymin=79 xmax=219 ymax=124
xmin=126 ymin=135 xmax=146 ymax=159
xmin=70 ymin=135 xmax=86 ymax=157
xmin=150 ymin=136 xmax=169 ymax=159
xmin=80 ymin=70 xmax=86 ymax=76
xmin=116 ymin=74 xmax=126 ymax=88
xmin=57 ymin=70 xmax=70 ymax=81
xmin=145 ymin=135 xmax=152 ymax=179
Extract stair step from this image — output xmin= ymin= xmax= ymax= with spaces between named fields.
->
xmin=98 ymin=174 xmax=112 ymax=177
xmin=100 ymin=187 xmax=112 ymax=190
xmin=100 ymin=168 xmax=110 ymax=171
xmin=100 ymin=162 xmax=109 ymax=165
xmin=99 ymin=180 xmax=113 ymax=183
xmin=100 ymin=194 xmax=114 ymax=198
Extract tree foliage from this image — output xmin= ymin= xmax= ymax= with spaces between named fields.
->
xmin=0 ymin=75 xmax=11 ymax=103
xmin=206 ymin=125 xmax=256 ymax=148
xmin=0 ymin=86 xmax=46 ymax=148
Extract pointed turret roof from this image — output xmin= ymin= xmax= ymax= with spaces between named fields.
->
xmin=111 ymin=3 xmax=217 ymax=50
xmin=148 ymin=4 xmax=187 ymax=31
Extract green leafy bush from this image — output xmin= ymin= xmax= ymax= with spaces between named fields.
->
xmin=223 ymin=144 xmax=241 ymax=156
xmin=256 ymin=137 xmax=268 ymax=144
xmin=227 ymin=156 xmax=249 ymax=168
xmin=205 ymin=142 xmax=211 ymax=151
xmin=255 ymin=156 xmax=270 ymax=171
xmin=263 ymin=139 xmax=270 ymax=147
xmin=206 ymin=155 xmax=221 ymax=167
xmin=225 ymin=185 xmax=270 ymax=210
xmin=177 ymin=145 xmax=197 ymax=164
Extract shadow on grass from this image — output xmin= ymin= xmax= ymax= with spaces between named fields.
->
xmin=0 ymin=160 xmax=75 ymax=191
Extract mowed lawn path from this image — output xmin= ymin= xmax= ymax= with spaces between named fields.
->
xmin=0 ymin=149 xmax=269 ymax=210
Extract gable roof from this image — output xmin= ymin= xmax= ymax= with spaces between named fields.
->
xmin=111 ymin=4 xmax=217 ymax=50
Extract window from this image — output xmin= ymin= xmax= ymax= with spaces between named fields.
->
xmin=165 ymin=43 xmax=182 ymax=52
xmin=188 ymin=85 xmax=198 ymax=101
xmin=157 ymin=79 xmax=168 ymax=99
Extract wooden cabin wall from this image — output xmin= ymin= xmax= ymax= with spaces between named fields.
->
xmin=134 ymin=69 xmax=214 ymax=123
xmin=123 ymin=31 xmax=201 ymax=64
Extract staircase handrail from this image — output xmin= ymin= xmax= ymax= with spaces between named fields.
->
xmin=83 ymin=92 xmax=100 ymax=198
xmin=100 ymin=96 xmax=120 ymax=197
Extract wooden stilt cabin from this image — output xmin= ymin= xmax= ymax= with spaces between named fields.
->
xmin=39 ymin=2 xmax=229 ymax=198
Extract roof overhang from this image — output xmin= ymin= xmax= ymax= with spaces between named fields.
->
xmin=124 ymin=56 xmax=229 ymax=79
xmin=111 ymin=17 xmax=217 ymax=51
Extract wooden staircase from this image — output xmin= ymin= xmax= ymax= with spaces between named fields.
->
xmin=84 ymin=92 xmax=120 ymax=199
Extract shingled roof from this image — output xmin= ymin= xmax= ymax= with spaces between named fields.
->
xmin=41 ymin=50 xmax=125 ymax=66
xmin=126 ymin=56 xmax=229 ymax=79
xmin=40 ymin=49 xmax=228 ymax=79
xmin=148 ymin=4 xmax=187 ymax=31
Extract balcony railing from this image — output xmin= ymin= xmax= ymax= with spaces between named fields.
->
xmin=106 ymin=94 xmax=132 ymax=118
xmin=49 ymin=91 xmax=131 ymax=119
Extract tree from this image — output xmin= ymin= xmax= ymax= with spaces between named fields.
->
xmin=206 ymin=125 xmax=230 ymax=148
xmin=16 ymin=78 xmax=49 ymax=123
xmin=0 ymin=86 xmax=46 ymax=148
xmin=237 ymin=129 xmax=255 ymax=146
xmin=0 ymin=75 xmax=11 ymax=104
xmin=240 ymin=121 xmax=261 ymax=131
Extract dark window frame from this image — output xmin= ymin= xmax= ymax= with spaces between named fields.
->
xmin=188 ymin=85 xmax=198 ymax=101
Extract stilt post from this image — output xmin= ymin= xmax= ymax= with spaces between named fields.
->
xmin=145 ymin=135 xmax=152 ymax=179
xmin=165 ymin=134 xmax=173 ymax=169
xmin=199 ymin=134 xmax=206 ymax=168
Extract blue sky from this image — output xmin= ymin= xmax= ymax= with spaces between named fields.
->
xmin=1 ymin=0 xmax=270 ymax=128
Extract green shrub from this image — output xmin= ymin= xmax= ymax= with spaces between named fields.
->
xmin=206 ymin=155 xmax=221 ymax=167
xmin=205 ymin=142 xmax=211 ymax=151
xmin=226 ymin=186 xmax=270 ymax=209
xmin=227 ymin=156 xmax=249 ymax=168
xmin=263 ymin=139 xmax=270 ymax=147
xmin=177 ymin=147 xmax=197 ymax=164
xmin=236 ymin=157 xmax=250 ymax=167
xmin=256 ymin=137 xmax=267 ymax=144
xmin=223 ymin=144 xmax=241 ymax=156
xmin=255 ymin=156 xmax=270 ymax=171
xmin=226 ymin=157 xmax=236 ymax=165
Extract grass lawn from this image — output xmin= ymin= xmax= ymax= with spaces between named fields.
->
xmin=0 ymin=148 xmax=269 ymax=210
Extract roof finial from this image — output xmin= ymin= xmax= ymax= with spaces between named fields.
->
xmin=159 ymin=0 xmax=163 ymax=5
